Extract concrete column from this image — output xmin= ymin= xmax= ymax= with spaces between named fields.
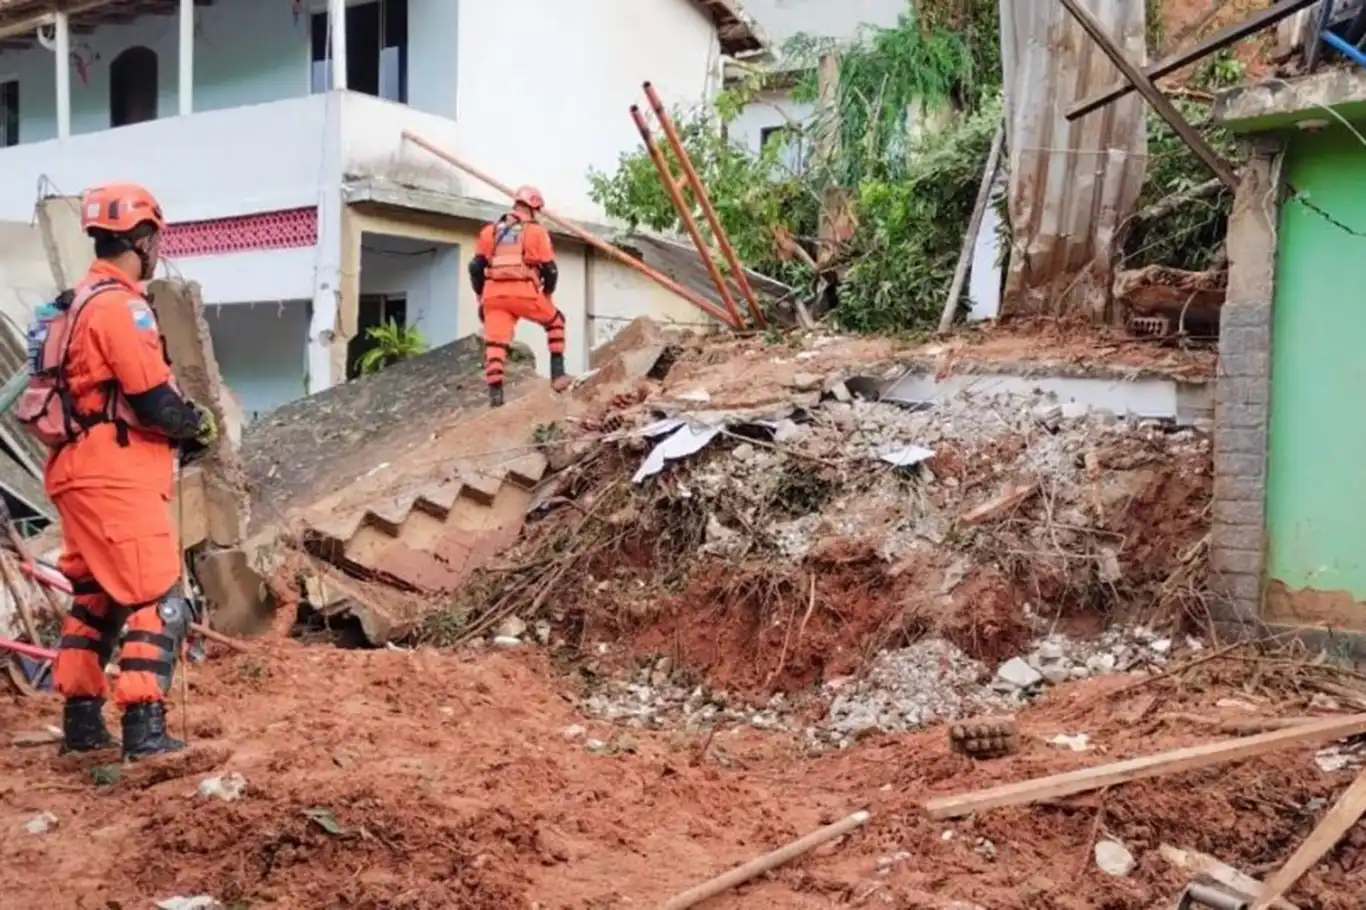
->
xmin=1210 ymin=147 xmax=1283 ymax=626
xmin=178 ymin=0 xmax=194 ymax=115
xmin=328 ymin=0 xmax=347 ymax=91
xmin=54 ymin=12 xmax=70 ymax=139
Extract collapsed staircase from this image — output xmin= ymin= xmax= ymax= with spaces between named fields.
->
xmin=239 ymin=318 xmax=668 ymax=643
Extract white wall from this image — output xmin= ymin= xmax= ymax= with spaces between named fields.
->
xmin=741 ymin=0 xmax=907 ymax=47
xmin=205 ymin=300 xmax=310 ymax=418
xmin=452 ymin=0 xmax=723 ymax=220
xmin=588 ymin=249 xmax=722 ymax=349
xmin=359 ymin=234 xmax=461 ymax=348
xmin=0 ymin=93 xmax=332 ymax=222
xmin=171 ymin=248 xmax=317 ymax=305
xmin=728 ymin=87 xmax=813 ymax=162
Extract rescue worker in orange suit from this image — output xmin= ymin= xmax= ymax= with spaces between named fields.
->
xmin=49 ymin=183 xmax=217 ymax=760
xmin=468 ymin=185 xmax=570 ymax=408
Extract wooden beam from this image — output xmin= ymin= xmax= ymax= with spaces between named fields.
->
xmin=1067 ymin=0 xmax=1321 ymax=122
xmin=923 ymin=713 xmax=1366 ymax=819
xmin=1250 ymin=766 xmax=1366 ymax=909
xmin=1058 ymin=0 xmax=1239 ymax=190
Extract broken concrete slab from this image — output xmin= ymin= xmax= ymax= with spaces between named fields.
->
xmin=147 ymin=280 xmax=251 ymax=549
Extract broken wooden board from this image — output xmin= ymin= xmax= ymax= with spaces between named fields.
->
xmin=959 ymin=482 xmax=1039 ymax=526
xmin=1251 ymin=766 xmax=1366 ymax=909
xmin=1159 ymin=844 xmax=1298 ymax=910
xmin=923 ymin=714 xmax=1366 ymax=819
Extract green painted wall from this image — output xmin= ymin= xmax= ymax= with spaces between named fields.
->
xmin=1266 ymin=126 xmax=1366 ymax=597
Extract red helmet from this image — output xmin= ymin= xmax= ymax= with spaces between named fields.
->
xmin=513 ymin=185 xmax=545 ymax=211
xmin=81 ymin=182 xmax=165 ymax=235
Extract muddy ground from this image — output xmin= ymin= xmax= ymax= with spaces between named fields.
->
xmin=1 ymin=634 xmax=1363 ymax=910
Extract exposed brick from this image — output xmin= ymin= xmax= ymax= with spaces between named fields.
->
xmin=1220 ymin=301 xmax=1271 ymax=329
xmin=1218 ymin=351 xmax=1270 ymax=379
xmin=1214 ymin=498 xmax=1264 ymax=525
xmin=1211 ymin=521 xmax=1264 ymax=552
xmin=1219 ymin=326 xmax=1270 ymax=356
xmin=1213 ymin=474 xmax=1264 ymax=503
xmin=1208 ymin=572 xmax=1262 ymax=621
xmin=1217 ymin=400 xmax=1270 ymax=429
xmin=1213 ymin=428 xmax=1265 ymax=456
xmin=1216 ymin=379 xmax=1269 ymax=407
xmin=1211 ymin=547 xmax=1264 ymax=575
xmin=1215 ymin=453 xmax=1266 ymax=482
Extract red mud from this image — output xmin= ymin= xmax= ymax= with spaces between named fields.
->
xmin=2 ymin=640 xmax=1362 ymax=910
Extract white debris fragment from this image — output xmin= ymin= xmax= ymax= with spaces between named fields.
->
xmin=676 ymin=388 xmax=712 ymax=403
xmin=491 ymin=635 xmax=523 ymax=649
xmin=196 ymin=772 xmax=247 ymax=803
xmin=496 ymin=616 xmax=528 ymax=640
xmin=996 ymin=657 xmax=1044 ymax=690
xmin=877 ymin=444 xmax=935 ymax=468
xmin=1048 ymin=733 xmax=1091 ymax=752
xmin=23 ymin=812 xmax=57 ymax=835
xmin=562 ymin=724 xmax=587 ymax=740
xmin=155 ymin=898 xmax=223 ymax=910
xmin=790 ymin=372 xmax=822 ymax=392
xmin=632 ymin=423 xmax=722 ymax=483
xmin=1094 ymin=839 xmax=1136 ymax=877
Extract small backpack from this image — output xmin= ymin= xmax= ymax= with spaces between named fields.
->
xmin=15 ymin=279 xmax=121 ymax=449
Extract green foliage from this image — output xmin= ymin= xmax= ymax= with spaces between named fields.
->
xmin=356 ymin=319 xmax=427 ymax=376
xmin=787 ymin=0 xmax=1001 ymax=185
xmin=1193 ymin=49 xmax=1245 ymax=91
xmin=837 ymin=98 xmax=1003 ymax=333
xmin=1124 ymin=102 xmax=1245 ymax=271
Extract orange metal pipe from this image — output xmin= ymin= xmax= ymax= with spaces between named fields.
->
xmin=643 ymin=81 xmax=767 ymax=328
xmin=400 ymin=130 xmax=737 ymax=328
xmin=629 ymin=105 xmax=745 ymax=330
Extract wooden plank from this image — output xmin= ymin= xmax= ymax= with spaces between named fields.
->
xmin=1059 ymin=0 xmax=1239 ymax=190
xmin=1067 ymin=0 xmax=1321 ymax=121
xmin=1250 ymin=766 xmax=1366 ymax=909
xmin=1159 ymin=844 xmax=1299 ymax=910
xmin=923 ymin=713 xmax=1366 ymax=819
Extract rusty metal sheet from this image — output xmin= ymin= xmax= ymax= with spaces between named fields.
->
xmin=1000 ymin=0 xmax=1148 ymax=318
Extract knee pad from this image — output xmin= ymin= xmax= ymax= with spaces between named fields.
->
xmin=120 ymin=591 xmax=196 ymax=696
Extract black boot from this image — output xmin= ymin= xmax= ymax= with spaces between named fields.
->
xmin=488 ymin=383 xmax=504 ymax=408
xmin=121 ymin=702 xmax=185 ymax=761
xmin=550 ymin=353 xmax=566 ymax=382
xmin=60 ymin=697 xmax=118 ymax=754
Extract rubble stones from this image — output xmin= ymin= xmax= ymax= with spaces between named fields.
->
xmin=995 ymin=657 xmax=1044 ymax=691
xmin=1094 ymin=839 xmax=1136 ymax=877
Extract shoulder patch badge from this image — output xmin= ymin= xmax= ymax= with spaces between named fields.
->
xmin=128 ymin=301 xmax=158 ymax=332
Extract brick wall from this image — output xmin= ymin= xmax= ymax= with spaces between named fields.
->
xmin=1209 ymin=151 xmax=1281 ymax=624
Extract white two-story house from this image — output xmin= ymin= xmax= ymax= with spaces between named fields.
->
xmin=0 ymin=0 xmax=763 ymax=418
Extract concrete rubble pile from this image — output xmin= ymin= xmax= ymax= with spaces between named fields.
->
xmin=475 ymin=336 xmax=1215 ymax=744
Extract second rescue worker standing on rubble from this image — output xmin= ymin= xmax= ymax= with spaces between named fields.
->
xmin=468 ymin=185 xmax=571 ymax=408
xmin=48 ymin=184 xmax=217 ymax=760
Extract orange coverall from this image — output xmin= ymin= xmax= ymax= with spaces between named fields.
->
xmin=475 ymin=217 xmax=565 ymax=387
xmin=48 ymin=259 xmax=183 ymax=708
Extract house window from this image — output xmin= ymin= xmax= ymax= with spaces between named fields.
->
xmin=110 ymin=46 xmax=159 ymax=127
xmin=311 ymin=0 xmax=408 ymax=103
xmin=0 ymin=80 xmax=17 ymax=147
xmin=347 ymin=293 xmax=408 ymax=379
xmin=759 ymin=124 xmax=808 ymax=173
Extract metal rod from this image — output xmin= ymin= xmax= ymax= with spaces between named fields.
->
xmin=401 ymin=131 xmax=737 ymax=327
xmin=938 ymin=118 xmax=1005 ymax=333
xmin=628 ymin=105 xmax=744 ymax=329
xmin=641 ymin=81 xmax=767 ymax=328
xmin=1067 ymin=0 xmax=1321 ymax=121
xmin=0 ymin=369 xmax=27 ymax=414
xmin=1059 ymin=0 xmax=1239 ymax=190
